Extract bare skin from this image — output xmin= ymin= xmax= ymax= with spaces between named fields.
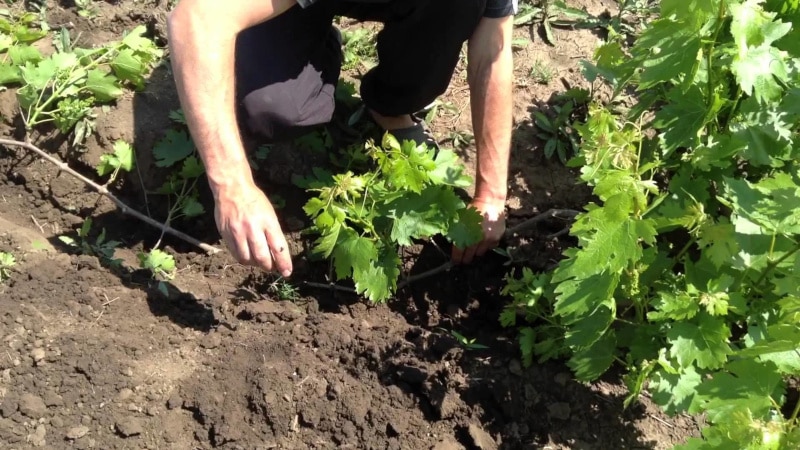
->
xmin=167 ymin=1 xmax=513 ymax=275
xmin=451 ymin=15 xmax=513 ymax=264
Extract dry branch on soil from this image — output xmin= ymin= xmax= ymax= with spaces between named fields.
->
xmin=0 ymin=138 xmax=221 ymax=255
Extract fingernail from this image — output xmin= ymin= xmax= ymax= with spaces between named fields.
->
xmin=281 ymin=270 xmax=292 ymax=277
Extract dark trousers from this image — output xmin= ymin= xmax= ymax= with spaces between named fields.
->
xmin=235 ymin=0 xmax=487 ymax=140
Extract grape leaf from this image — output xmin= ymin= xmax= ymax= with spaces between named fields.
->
xmin=667 ymin=312 xmax=732 ymax=370
xmin=446 ymin=206 xmax=483 ymax=249
xmin=731 ymin=44 xmax=790 ymax=104
xmin=153 ymin=129 xmax=195 ymax=168
xmin=354 ymin=246 xmax=400 ymax=302
xmin=567 ymin=331 xmax=616 ymax=381
xmin=85 ymin=69 xmax=123 ymax=102
xmin=111 ymin=48 xmax=147 ymax=89
xmin=564 ymin=304 xmax=614 ymax=349
xmin=566 ymin=210 xmax=657 ymax=279
xmin=730 ymin=0 xmax=792 ymax=51
xmin=650 ymin=365 xmax=702 ymax=415
xmin=631 ymin=18 xmax=702 ymax=90
xmin=385 ymin=187 xmax=461 ymax=246
xmin=96 ymin=140 xmax=135 ymax=176
xmin=690 ymin=359 xmax=784 ymax=422
xmin=429 ymin=149 xmax=472 ymax=187
xmin=649 ymin=290 xmax=700 ymax=321
xmin=8 ymin=44 xmax=41 ymax=65
xmin=553 ymin=268 xmax=618 ymax=322
xmin=654 ymin=85 xmax=722 ymax=154
xmin=332 ymin=228 xmax=377 ymax=281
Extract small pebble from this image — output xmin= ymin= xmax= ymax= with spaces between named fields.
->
xmin=115 ymin=418 xmax=144 ymax=437
xmin=30 ymin=348 xmax=45 ymax=363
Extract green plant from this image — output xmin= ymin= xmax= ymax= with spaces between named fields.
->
xmin=0 ymin=24 xmax=161 ymax=145
xmin=96 ymin=139 xmax=134 ymax=185
xmin=529 ymin=59 xmax=555 ymax=84
xmin=267 ymin=276 xmax=300 ymax=301
xmin=0 ymin=251 xmax=15 ymax=282
xmin=303 ymin=134 xmax=483 ymax=302
xmin=138 ymin=248 xmax=176 ymax=296
xmin=533 ymin=88 xmax=589 ymax=163
xmin=151 ymin=110 xmax=206 ymax=225
xmin=59 ymin=217 xmax=122 ymax=267
xmin=74 ymin=0 xmax=97 ymax=18
xmin=504 ymin=1 xmax=800 ymax=448
xmin=447 ymin=329 xmax=489 ymax=350
xmin=340 ymin=27 xmax=377 ymax=70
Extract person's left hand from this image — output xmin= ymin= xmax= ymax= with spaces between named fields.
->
xmin=452 ymin=198 xmax=506 ymax=264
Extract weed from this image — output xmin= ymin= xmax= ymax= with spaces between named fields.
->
xmin=529 ymin=59 xmax=555 ymax=84
xmin=447 ymin=330 xmax=489 ymax=350
xmin=59 ymin=217 xmax=122 ymax=267
xmin=0 ymin=251 xmax=15 ymax=282
xmin=267 ymin=277 xmax=300 ymax=302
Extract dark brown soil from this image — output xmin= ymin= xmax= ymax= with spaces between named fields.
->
xmin=0 ymin=1 xmax=701 ymax=449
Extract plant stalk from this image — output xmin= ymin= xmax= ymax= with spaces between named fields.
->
xmin=0 ymin=138 xmax=221 ymax=255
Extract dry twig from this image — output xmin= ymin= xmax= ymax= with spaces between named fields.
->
xmin=0 ymin=138 xmax=221 ymax=255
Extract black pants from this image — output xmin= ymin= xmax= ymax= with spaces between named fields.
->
xmin=235 ymin=0 xmax=487 ymax=140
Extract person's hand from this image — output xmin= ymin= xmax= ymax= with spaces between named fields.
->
xmin=213 ymin=181 xmax=292 ymax=277
xmin=451 ymin=197 xmax=506 ymax=265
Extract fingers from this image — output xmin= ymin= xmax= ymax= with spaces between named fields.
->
xmin=266 ymin=228 xmax=292 ymax=277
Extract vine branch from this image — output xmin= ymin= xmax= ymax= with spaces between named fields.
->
xmin=305 ymin=208 xmax=582 ymax=295
xmin=0 ymin=138 xmax=221 ymax=255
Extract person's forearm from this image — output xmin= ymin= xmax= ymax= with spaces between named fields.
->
xmin=467 ymin=20 xmax=513 ymax=203
xmin=166 ymin=1 xmax=294 ymax=198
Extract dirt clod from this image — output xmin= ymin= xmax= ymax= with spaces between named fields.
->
xmin=468 ymin=423 xmax=499 ymax=450
xmin=115 ymin=417 xmax=144 ymax=437
xmin=18 ymin=393 xmax=47 ymax=419
xmin=66 ymin=425 xmax=90 ymax=440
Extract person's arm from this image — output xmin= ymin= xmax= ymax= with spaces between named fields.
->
xmin=167 ymin=0 xmax=296 ymax=276
xmin=452 ymin=15 xmax=514 ymax=264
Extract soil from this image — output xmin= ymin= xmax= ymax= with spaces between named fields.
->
xmin=0 ymin=1 xmax=702 ymax=449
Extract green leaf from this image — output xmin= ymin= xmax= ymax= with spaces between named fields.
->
xmin=446 ymin=206 xmax=483 ymax=249
xmin=730 ymin=43 xmax=790 ymax=104
xmin=96 ymin=140 xmax=134 ymax=176
xmin=631 ymin=18 xmax=702 ymax=90
xmin=385 ymin=187 xmax=461 ymax=246
xmin=519 ymin=327 xmax=536 ymax=367
xmin=429 ymin=149 xmax=472 ymax=187
xmin=567 ymin=331 xmax=616 ymax=381
xmin=354 ymin=245 xmax=400 ymax=302
xmin=667 ymin=312 xmax=732 ymax=370
xmin=690 ymin=359 xmax=784 ymax=422
xmin=180 ymin=196 xmax=205 ymax=218
xmin=0 ymin=61 xmax=21 ymax=85
xmin=85 ymin=69 xmax=123 ymax=102
xmin=111 ymin=48 xmax=146 ymax=88
xmin=650 ymin=365 xmax=702 ymax=415
xmin=153 ymin=129 xmax=195 ymax=167
xmin=8 ymin=44 xmax=41 ymax=65
xmin=566 ymin=212 xmax=657 ymax=279
xmin=654 ymin=85 xmax=722 ymax=154
xmin=553 ymin=269 xmax=619 ymax=321
xmin=179 ymin=155 xmax=205 ymax=179
xmin=332 ymin=228 xmax=377 ymax=280
xmin=564 ymin=304 xmax=614 ymax=349
xmin=730 ymin=0 xmax=792 ymax=51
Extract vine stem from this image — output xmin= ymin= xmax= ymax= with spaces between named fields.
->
xmin=0 ymin=138 xmax=222 ymax=255
xmin=754 ymin=241 xmax=800 ymax=289
xmin=505 ymin=208 xmax=581 ymax=236
xmin=789 ymin=395 xmax=800 ymax=427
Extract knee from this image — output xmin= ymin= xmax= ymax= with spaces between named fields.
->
xmin=241 ymin=65 xmax=335 ymax=139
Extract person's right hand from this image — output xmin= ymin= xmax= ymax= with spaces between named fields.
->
xmin=213 ymin=181 xmax=292 ymax=277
